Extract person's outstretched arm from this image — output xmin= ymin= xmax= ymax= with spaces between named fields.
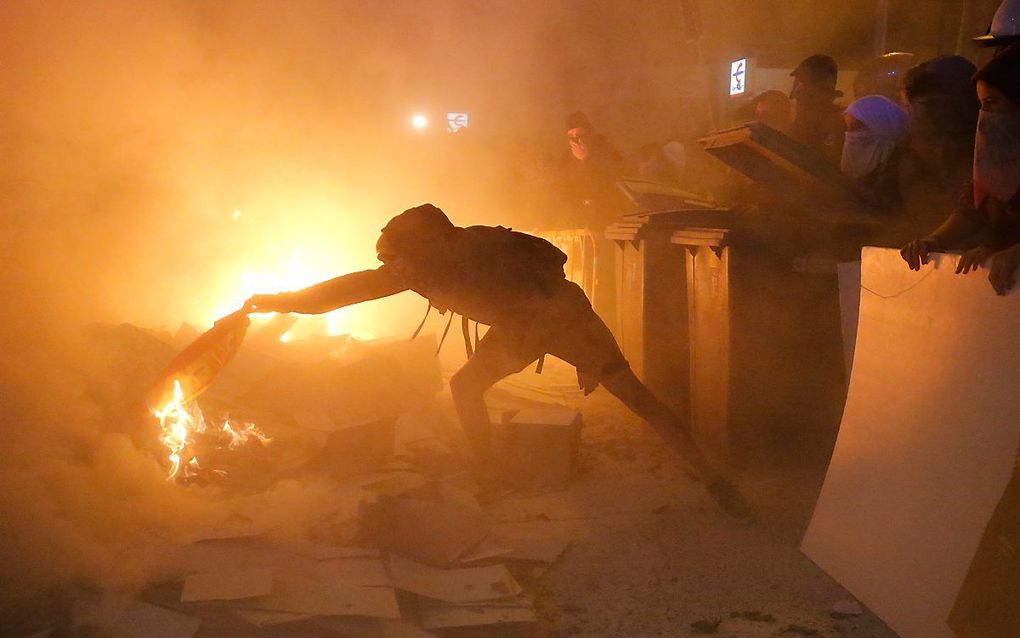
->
xmin=244 ymin=267 xmax=409 ymax=315
xmin=901 ymin=187 xmax=988 ymax=270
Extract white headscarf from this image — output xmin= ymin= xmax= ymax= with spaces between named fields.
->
xmin=841 ymin=95 xmax=909 ymax=178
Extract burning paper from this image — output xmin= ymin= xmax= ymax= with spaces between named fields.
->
xmin=153 ymin=379 xmax=270 ymax=481
xmin=148 ymin=310 xmax=270 ymax=481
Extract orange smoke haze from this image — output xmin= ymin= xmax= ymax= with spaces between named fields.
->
xmin=1 ymin=0 xmax=943 ymax=612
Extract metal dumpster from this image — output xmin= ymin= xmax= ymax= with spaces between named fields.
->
xmin=607 ymin=209 xmax=846 ymax=464
xmin=536 ymin=228 xmax=619 ymax=338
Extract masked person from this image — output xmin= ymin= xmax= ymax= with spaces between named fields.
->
xmin=901 ymin=43 xmax=1020 ymax=295
xmin=903 ymin=56 xmax=980 ymax=179
xmin=789 ymin=54 xmax=846 ymax=163
xmin=555 ymin=111 xmax=626 ymax=229
xmin=841 ymin=94 xmax=909 ymax=208
xmin=244 ymin=204 xmax=752 ymax=520
xmin=893 ymin=55 xmax=981 ymax=241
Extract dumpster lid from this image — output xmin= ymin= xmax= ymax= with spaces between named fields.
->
xmin=616 ymin=178 xmax=718 ymax=213
xmin=699 ymin=122 xmax=879 ymax=225
xmin=605 ymin=208 xmax=735 ymax=242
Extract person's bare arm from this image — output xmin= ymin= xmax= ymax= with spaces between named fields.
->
xmin=928 ymin=211 xmax=986 ymax=250
xmin=901 ymin=191 xmax=988 ymax=270
xmin=244 ymin=267 xmax=408 ymax=315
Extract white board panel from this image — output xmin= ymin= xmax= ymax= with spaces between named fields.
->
xmin=802 ymin=247 xmax=1020 ymax=638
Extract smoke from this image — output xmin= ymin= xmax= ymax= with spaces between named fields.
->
xmin=0 ymin=0 xmax=421 ymax=612
xmin=0 ymin=0 xmax=622 ymax=610
xmin=1 ymin=0 xmax=959 ymax=616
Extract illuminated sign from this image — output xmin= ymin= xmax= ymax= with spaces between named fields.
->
xmin=730 ymin=58 xmax=747 ymax=96
xmin=447 ymin=112 xmax=468 ymax=133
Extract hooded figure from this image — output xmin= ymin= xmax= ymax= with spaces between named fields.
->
xmin=901 ymin=43 xmax=1020 ymax=295
xmin=903 ymin=55 xmax=980 ymax=177
xmin=245 ymin=204 xmax=753 ymax=519
xmin=841 ymin=95 xmax=909 ymax=179
xmin=883 ymin=55 xmax=983 ymax=243
xmin=788 ymin=54 xmax=846 ymax=162
xmin=556 ymin=111 xmax=625 ymax=228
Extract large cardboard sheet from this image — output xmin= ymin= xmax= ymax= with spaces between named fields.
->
xmin=802 ymin=247 xmax=1020 ymax=638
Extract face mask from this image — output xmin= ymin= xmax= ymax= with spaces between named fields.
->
xmin=973 ymin=110 xmax=1020 ymax=205
xmin=841 ymin=130 xmax=896 ymax=178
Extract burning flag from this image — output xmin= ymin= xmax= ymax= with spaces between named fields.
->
xmin=147 ymin=309 xmax=269 ymax=481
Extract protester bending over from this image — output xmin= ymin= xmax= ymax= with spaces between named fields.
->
xmin=244 ymin=204 xmax=754 ymax=520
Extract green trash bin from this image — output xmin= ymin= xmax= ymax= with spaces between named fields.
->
xmin=608 ymin=210 xmax=846 ymax=465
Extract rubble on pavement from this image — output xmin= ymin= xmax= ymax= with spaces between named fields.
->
xmin=40 ymin=319 xmax=578 ymax=638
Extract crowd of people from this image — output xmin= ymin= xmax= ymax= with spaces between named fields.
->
xmin=901 ymin=43 xmax=1020 ymax=294
xmin=543 ymin=36 xmax=1020 ymax=293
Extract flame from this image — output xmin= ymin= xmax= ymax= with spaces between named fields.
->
xmin=153 ymin=380 xmax=199 ymax=480
xmin=152 ymin=379 xmax=270 ymax=481
xmin=222 ymin=417 xmax=271 ymax=450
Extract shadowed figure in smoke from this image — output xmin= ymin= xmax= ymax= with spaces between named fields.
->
xmin=901 ymin=43 xmax=1020 ymax=295
xmin=788 ymin=54 xmax=845 ymax=163
xmin=244 ymin=204 xmax=753 ymax=520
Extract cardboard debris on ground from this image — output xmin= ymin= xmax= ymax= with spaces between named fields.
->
xmin=493 ymin=361 xmax=584 ymax=406
xmin=73 ymin=598 xmax=201 ymax=638
xmin=387 ymin=555 xmax=522 ymax=604
xmin=91 ymin=319 xmax=570 ymax=635
xmin=316 ymin=616 xmax=440 ymax=638
xmin=306 ymin=415 xmax=398 ymax=477
xmin=490 ymin=521 xmax=573 ymax=563
xmin=457 ymin=535 xmax=516 ymax=564
xmin=419 ymin=597 xmax=538 ymax=629
xmin=496 ymin=407 xmax=582 ymax=488
xmin=278 ymin=540 xmax=381 ymax=561
xmin=179 ymin=539 xmax=305 ymax=576
xmin=244 ymin=575 xmax=401 ymax=618
xmin=180 ymin=567 xmax=274 ymax=602
xmin=178 ymin=538 xmax=392 ymax=587
xmin=233 ymin=608 xmax=313 ymax=627
xmin=295 ymin=557 xmax=393 ymax=588
xmin=362 ymin=489 xmax=491 ymax=567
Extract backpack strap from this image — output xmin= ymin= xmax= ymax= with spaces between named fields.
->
xmin=410 ymin=300 xmax=432 ymax=341
xmin=436 ymin=310 xmax=455 ymax=356
xmin=535 ymin=353 xmax=546 ymax=374
xmin=461 ymin=314 xmax=474 ymax=358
